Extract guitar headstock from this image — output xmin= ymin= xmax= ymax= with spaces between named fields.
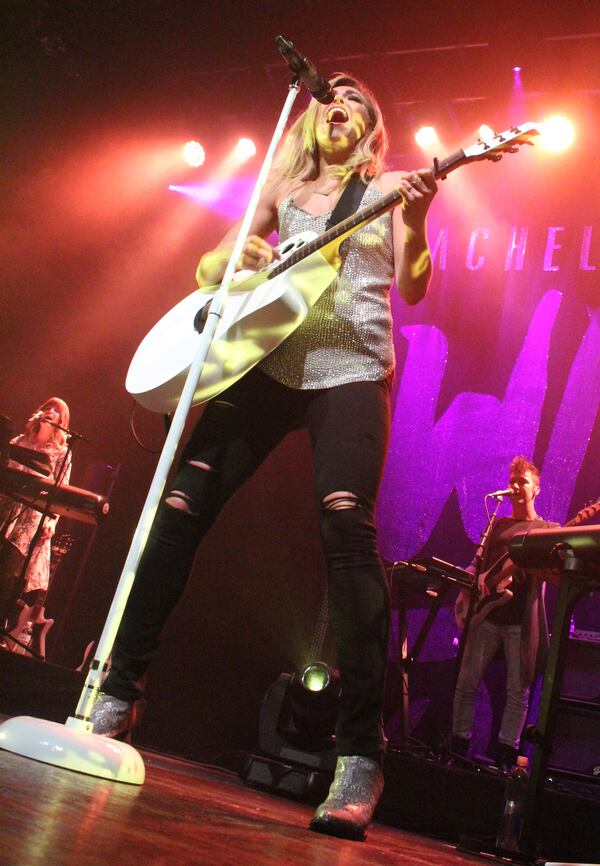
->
xmin=463 ymin=122 xmax=542 ymax=163
xmin=432 ymin=122 xmax=542 ymax=180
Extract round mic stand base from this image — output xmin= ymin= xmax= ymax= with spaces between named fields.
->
xmin=0 ymin=715 xmax=145 ymax=785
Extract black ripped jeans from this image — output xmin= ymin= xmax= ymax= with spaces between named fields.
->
xmin=104 ymin=367 xmax=391 ymax=758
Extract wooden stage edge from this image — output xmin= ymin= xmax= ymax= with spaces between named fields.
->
xmin=1 ymin=720 xmax=600 ymax=866
xmin=1 ymin=642 xmax=600 ymax=864
xmin=0 ymin=726 xmax=481 ymax=866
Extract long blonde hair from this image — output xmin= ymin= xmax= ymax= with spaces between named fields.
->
xmin=271 ymin=73 xmax=388 ymax=186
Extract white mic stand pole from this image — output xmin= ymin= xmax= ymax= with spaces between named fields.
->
xmin=0 ymin=74 xmax=301 ymax=784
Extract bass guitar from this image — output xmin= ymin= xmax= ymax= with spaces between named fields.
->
xmin=455 ymin=499 xmax=600 ymax=629
xmin=126 ymin=123 xmax=541 ymax=413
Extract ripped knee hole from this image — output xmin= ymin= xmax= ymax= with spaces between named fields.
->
xmin=187 ymin=459 xmax=214 ymax=471
xmin=165 ymin=491 xmax=199 ymax=515
xmin=322 ymin=491 xmax=360 ymax=511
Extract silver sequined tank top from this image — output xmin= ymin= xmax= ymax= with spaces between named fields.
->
xmin=258 ymin=182 xmax=395 ymax=389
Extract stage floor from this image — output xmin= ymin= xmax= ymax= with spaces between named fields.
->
xmin=0 ymin=731 xmax=481 ymax=866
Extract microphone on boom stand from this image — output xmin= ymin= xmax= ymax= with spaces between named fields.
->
xmin=275 ymin=36 xmax=334 ymax=104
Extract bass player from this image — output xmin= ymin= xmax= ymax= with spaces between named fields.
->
xmin=451 ymin=455 xmax=558 ymax=771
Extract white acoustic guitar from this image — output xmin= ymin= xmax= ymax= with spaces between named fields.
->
xmin=126 ymin=123 xmax=540 ymax=413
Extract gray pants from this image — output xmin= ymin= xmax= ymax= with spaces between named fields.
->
xmin=452 ymin=619 xmax=530 ymax=749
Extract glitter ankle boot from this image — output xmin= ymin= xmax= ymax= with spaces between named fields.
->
xmin=89 ymin=693 xmax=145 ymax=740
xmin=310 ymin=755 xmax=384 ymax=841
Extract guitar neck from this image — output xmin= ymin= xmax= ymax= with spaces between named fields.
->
xmin=268 ymin=150 xmax=467 ymax=280
xmin=433 ymin=149 xmax=469 ymax=179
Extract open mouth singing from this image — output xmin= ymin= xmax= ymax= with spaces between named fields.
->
xmin=326 ymin=105 xmax=349 ymax=124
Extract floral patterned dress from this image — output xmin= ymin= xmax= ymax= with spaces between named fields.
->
xmin=0 ymin=434 xmax=71 ymax=594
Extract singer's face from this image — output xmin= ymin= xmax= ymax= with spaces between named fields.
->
xmin=314 ymin=85 xmax=371 ymax=158
xmin=508 ymin=470 xmax=539 ymax=506
xmin=40 ymin=402 xmax=61 ymax=424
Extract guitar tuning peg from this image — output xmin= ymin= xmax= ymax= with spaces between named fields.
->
xmin=491 ymin=154 xmax=503 ymax=162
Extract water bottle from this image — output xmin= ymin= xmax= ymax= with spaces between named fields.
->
xmin=495 ymin=756 xmax=529 ymax=853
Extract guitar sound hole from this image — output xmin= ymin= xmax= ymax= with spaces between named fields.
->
xmin=193 ymin=301 xmax=212 ymax=334
xmin=280 ymin=238 xmax=306 ymax=255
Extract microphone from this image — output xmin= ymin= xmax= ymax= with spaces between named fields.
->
xmin=275 ymin=36 xmax=334 ymax=104
xmin=487 ymin=488 xmax=514 ymax=498
xmin=30 ymin=411 xmax=45 ymax=422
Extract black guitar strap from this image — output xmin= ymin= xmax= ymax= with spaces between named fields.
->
xmin=325 ymin=173 xmax=370 ymax=230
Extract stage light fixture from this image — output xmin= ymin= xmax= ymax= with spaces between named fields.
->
xmin=415 ymin=126 xmax=438 ymax=149
xmin=240 ymin=662 xmax=340 ymax=802
xmin=301 ymin=661 xmax=331 ymax=692
xmin=478 ymin=124 xmax=495 ymax=141
xmin=540 ymin=115 xmax=575 ymax=152
xmin=182 ymin=140 xmax=206 ymax=167
xmin=288 ymin=663 xmax=341 ymax=749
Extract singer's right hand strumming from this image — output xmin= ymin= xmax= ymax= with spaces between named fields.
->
xmin=195 ymin=181 xmax=281 ymax=288
xmin=196 ymin=233 xmax=279 ymax=287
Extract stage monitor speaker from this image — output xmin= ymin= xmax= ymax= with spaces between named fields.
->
xmin=547 ymin=637 xmax=600 ymax=782
xmin=549 ymin=698 xmax=600 ymax=781
xmin=561 ymin=636 xmax=600 ymax=703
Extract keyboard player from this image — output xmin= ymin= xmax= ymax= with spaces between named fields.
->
xmin=0 ymin=398 xmax=72 ymax=641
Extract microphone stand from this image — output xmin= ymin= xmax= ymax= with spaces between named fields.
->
xmin=0 ymin=71 xmax=303 ymax=785
xmin=450 ymin=494 xmax=505 ymax=746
